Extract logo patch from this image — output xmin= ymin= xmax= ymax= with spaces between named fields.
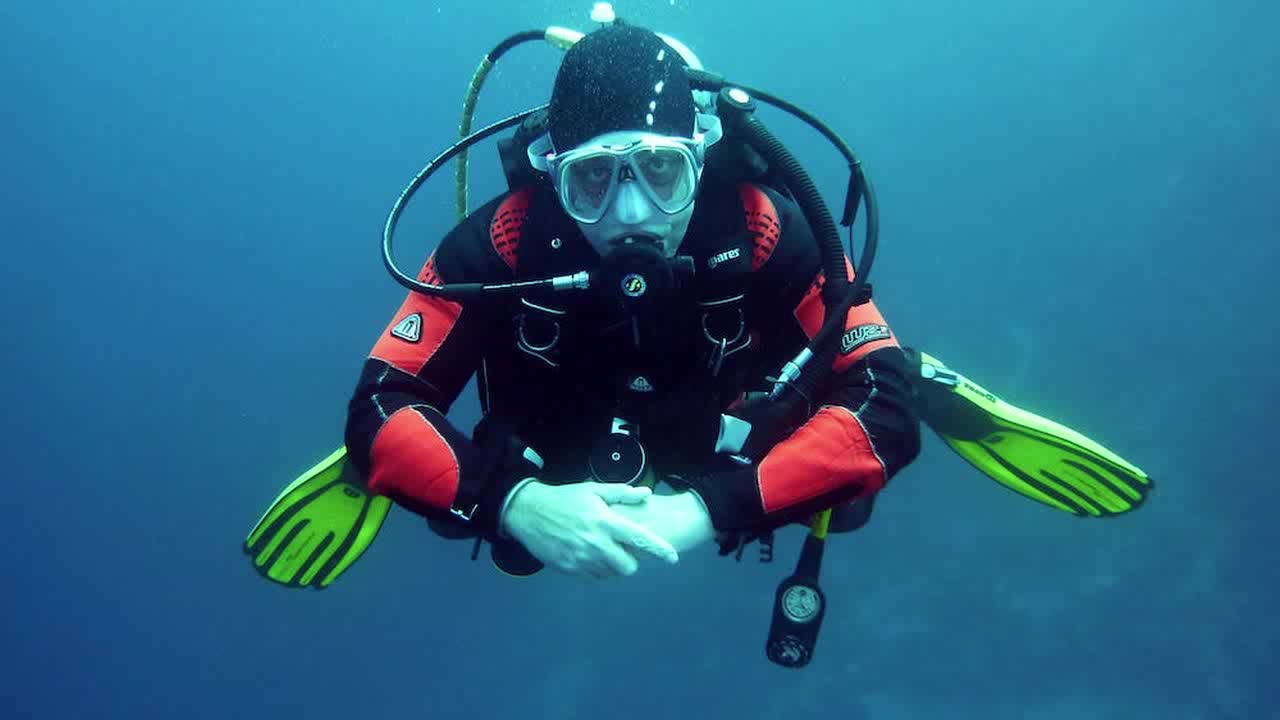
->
xmin=628 ymin=375 xmax=654 ymax=393
xmin=391 ymin=313 xmax=422 ymax=343
xmin=839 ymin=324 xmax=891 ymax=355
xmin=707 ymin=247 xmax=741 ymax=269
xmin=963 ymin=381 xmax=999 ymax=404
xmin=621 ymin=273 xmax=647 ymax=297
xmin=770 ymin=636 xmax=810 ymax=667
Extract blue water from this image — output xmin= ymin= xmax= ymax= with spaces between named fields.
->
xmin=4 ymin=1 xmax=1276 ymax=718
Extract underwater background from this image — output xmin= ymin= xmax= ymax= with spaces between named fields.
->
xmin=4 ymin=0 xmax=1276 ymax=718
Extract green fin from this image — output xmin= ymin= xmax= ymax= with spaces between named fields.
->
xmin=905 ymin=349 xmax=1153 ymax=517
xmin=244 ymin=447 xmax=391 ymax=588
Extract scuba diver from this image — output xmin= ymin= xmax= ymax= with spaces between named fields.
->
xmin=344 ymin=24 xmax=921 ymax=578
xmin=245 ymin=8 xmax=1151 ymax=668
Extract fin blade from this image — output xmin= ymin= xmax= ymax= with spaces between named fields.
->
xmin=293 ymin=531 xmax=339 ymax=587
xmin=244 ymin=446 xmax=391 ymax=588
xmin=256 ymin=519 xmax=320 ymax=586
xmin=996 ymin=422 xmax=1153 ymax=514
xmin=317 ymin=495 xmax=392 ymax=587
xmin=245 ymin=447 xmax=349 ymax=548
xmin=941 ymin=436 xmax=1096 ymax=515
xmin=913 ymin=349 xmax=1153 ymax=517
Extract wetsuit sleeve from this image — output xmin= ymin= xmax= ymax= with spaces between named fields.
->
xmin=344 ymin=191 xmax=539 ymax=538
xmin=676 ymin=188 xmax=921 ymax=533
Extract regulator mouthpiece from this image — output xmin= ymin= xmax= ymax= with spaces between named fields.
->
xmin=594 ymin=239 xmax=694 ymax=314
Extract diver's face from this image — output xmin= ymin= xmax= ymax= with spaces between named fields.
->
xmin=557 ymin=130 xmax=699 ymax=258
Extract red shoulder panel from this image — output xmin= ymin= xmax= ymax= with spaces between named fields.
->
xmin=737 ymin=183 xmax=780 ymax=271
xmin=490 ymin=187 xmax=533 ymax=274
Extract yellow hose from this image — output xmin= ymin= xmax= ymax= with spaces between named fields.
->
xmin=455 ymin=56 xmax=495 ymax=222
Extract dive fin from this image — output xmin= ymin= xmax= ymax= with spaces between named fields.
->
xmin=244 ymin=446 xmax=391 ymax=588
xmin=905 ymin=348 xmax=1153 ymax=517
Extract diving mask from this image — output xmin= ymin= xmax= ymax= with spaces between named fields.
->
xmin=530 ymin=114 xmax=723 ymax=225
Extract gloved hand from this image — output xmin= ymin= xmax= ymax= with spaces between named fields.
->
xmin=609 ymin=490 xmax=716 ymax=553
xmin=500 ymin=480 xmax=680 ymax=578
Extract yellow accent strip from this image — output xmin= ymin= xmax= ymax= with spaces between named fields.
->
xmin=810 ymin=508 xmax=831 ymax=540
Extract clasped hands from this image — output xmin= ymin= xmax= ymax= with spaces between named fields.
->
xmin=499 ymin=479 xmax=714 ymax=579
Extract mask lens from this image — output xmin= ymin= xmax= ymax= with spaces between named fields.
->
xmin=562 ymin=154 xmax=618 ymax=222
xmin=632 ymin=147 xmax=696 ymax=211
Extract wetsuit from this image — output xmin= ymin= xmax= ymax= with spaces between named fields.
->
xmin=345 ymin=179 xmax=921 ymax=550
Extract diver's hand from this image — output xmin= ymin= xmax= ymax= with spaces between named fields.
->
xmin=610 ymin=491 xmax=716 ymax=553
xmin=500 ymin=481 xmax=680 ymax=578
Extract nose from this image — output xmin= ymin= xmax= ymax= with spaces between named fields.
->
xmin=609 ymin=180 xmax=654 ymax=225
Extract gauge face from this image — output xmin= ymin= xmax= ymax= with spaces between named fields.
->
xmin=782 ymin=584 xmax=822 ymax=623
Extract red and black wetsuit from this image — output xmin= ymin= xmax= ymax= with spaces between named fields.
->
xmin=345 ymin=179 xmax=921 ymax=546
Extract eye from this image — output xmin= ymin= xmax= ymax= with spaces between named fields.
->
xmin=637 ymin=150 xmax=681 ymax=185
xmin=641 ymin=153 xmax=671 ymax=175
xmin=571 ymin=157 xmax=614 ymax=189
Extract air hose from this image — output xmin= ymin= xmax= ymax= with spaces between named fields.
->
xmin=455 ymin=28 xmax=583 ymax=220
